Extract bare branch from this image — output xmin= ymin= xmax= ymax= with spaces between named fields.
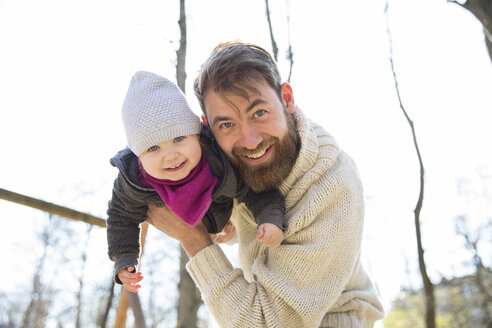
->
xmin=265 ymin=0 xmax=279 ymax=62
xmin=285 ymin=0 xmax=294 ymax=82
xmin=385 ymin=2 xmax=436 ymax=328
xmin=98 ymin=278 xmax=115 ymax=328
xmin=75 ymin=225 xmax=93 ymax=328
xmin=455 ymin=215 xmax=492 ymax=325
xmin=176 ymin=0 xmax=187 ymax=92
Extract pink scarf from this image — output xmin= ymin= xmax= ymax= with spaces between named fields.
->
xmin=139 ymin=155 xmax=218 ymax=227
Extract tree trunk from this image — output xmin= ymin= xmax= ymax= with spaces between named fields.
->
xmin=99 ymin=278 xmax=115 ymax=328
xmin=385 ymin=3 xmax=436 ymax=328
xmin=128 ymin=293 xmax=147 ymax=328
xmin=21 ymin=215 xmax=54 ymax=328
xmin=175 ymin=1 xmax=203 ymax=327
xmin=75 ymin=226 xmax=93 ymax=328
xmin=177 ymin=248 xmax=202 ymax=328
xmin=451 ymin=0 xmax=492 ymax=63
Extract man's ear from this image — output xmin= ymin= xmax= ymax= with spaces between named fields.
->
xmin=281 ymin=82 xmax=295 ymax=113
xmin=201 ymin=115 xmax=209 ymax=128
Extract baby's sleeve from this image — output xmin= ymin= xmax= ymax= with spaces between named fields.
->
xmin=239 ymin=188 xmax=286 ymax=230
xmin=106 ymin=174 xmax=148 ymax=283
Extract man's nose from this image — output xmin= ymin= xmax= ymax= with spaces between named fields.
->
xmin=238 ymin=124 xmax=262 ymax=149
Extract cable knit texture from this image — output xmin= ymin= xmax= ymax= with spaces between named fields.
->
xmin=186 ymin=108 xmax=384 ymax=328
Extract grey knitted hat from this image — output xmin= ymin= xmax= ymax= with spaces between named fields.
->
xmin=122 ymin=71 xmax=201 ymax=156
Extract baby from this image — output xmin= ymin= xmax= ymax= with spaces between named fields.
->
xmin=106 ymin=71 xmax=286 ymax=292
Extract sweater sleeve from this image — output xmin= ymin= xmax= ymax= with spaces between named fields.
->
xmin=186 ymin=165 xmax=369 ymax=327
xmin=106 ymin=173 xmax=149 ymax=283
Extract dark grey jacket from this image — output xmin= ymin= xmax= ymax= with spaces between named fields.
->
xmin=106 ymin=126 xmax=285 ymax=283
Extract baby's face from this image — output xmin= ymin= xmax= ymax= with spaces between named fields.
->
xmin=139 ymin=134 xmax=202 ymax=181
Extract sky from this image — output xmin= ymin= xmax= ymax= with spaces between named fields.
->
xmin=1 ymin=0 xmax=491 ymax=326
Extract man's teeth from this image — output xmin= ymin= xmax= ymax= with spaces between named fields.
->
xmin=246 ymin=148 xmax=267 ymax=159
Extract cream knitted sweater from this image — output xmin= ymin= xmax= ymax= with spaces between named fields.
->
xmin=187 ymin=108 xmax=384 ymax=328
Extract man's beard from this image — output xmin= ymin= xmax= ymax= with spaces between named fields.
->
xmin=230 ymin=112 xmax=300 ymax=192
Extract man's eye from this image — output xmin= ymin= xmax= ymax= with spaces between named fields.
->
xmin=254 ymin=110 xmax=266 ymax=118
xmin=148 ymin=145 xmax=159 ymax=152
xmin=220 ymin=122 xmax=233 ymax=129
xmin=174 ymin=136 xmax=185 ymax=142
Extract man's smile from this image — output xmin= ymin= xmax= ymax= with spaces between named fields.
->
xmin=244 ymin=145 xmax=271 ymax=159
xmin=239 ymin=143 xmax=274 ymax=164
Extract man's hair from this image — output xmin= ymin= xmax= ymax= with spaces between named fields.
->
xmin=193 ymin=41 xmax=283 ymax=113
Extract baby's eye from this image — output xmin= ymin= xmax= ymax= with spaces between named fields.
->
xmin=174 ymin=136 xmax=185 ymax=143
xmin=220 ymin=122 xmax=233 ymax=129
xmin=147 ymin=145 xmax=159 ymax=152
xmin=254 ymin=110 xmax=266 ymax=118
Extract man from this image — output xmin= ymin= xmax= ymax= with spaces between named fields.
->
xmin=146 ymin=41 xmax=384 ymax=327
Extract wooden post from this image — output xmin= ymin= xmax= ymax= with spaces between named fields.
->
xmin=0 ymin=188 xmax=149 ymax=327
xmin=113 ymin=289 xmax=129 ymax=328
xmin=0 ymin=188 xmax=105 ymax=227
xmin=113 ymin=222 xmax=149 ymax=328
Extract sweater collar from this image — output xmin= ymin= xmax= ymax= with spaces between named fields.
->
xmin=279 ymin=107 xmax=340 ymax=204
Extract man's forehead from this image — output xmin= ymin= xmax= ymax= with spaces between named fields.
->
xmin=204 ymin=85 xmax=264 ymax=116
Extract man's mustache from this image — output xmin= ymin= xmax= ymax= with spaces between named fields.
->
xmin=232 ymin=137 xmax=278 ymax=157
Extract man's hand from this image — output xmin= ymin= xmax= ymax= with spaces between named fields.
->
xmin=211 ymin=221 xmax=237 ymax=244
xmin=146 ymin=204 xmax=213 ymax=257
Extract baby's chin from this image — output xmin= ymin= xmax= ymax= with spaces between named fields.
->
xmin=161 ymin=170 xmax=192 ymax=182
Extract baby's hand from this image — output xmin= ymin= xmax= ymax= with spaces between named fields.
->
xmin=117 ymin=266 xmax=143 ymax=293
xmin=256 ymin=223 xmax=283 ymax=248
